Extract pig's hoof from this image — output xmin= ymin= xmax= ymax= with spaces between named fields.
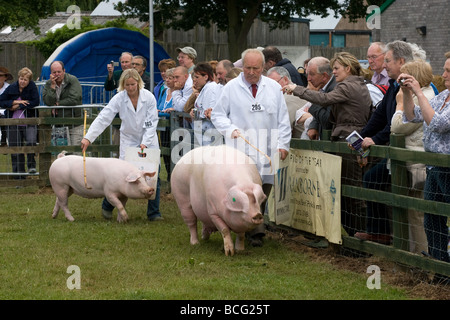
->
xmin=101 ymin=209 xmax=113 ymax=220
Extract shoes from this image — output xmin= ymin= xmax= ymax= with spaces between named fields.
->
xmin=354 ymin=232 xmax=392 ymax=245
xmin=101 ymin=209 xmax=113 ymax=220
xmin=28 ymin=168 xmax=37 ymax=174
xmin=148 ymin=216 xmax=164 ymax=221
xmin=248 ymin=234 xmax=264 ymax=247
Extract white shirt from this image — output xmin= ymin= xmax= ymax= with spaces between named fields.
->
xmin=172 ymin=74 xmax=193 ymax=112
xmin=212 ymin=73 xmax=292 ymax=183
xmin=85 ymin=89 xmax=159 ymax=159
xmin=0 ymin=82 xmax=9 ymax=95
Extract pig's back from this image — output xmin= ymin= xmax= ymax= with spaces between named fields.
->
xmin=49 ymin=156 xmax=135 ymax=197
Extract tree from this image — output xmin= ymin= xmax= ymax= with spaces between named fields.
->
xmin=115 ymin=0 xmax=385 ymax=60
xmin=0 ymin=0 xmax=56 ymax=33
xmin=0 ymin=0 xmax=102 ymax=34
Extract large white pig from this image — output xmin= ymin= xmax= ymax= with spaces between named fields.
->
xmin=171 ymin=145 xmax=266 ymax=256
xmin=49 ymin=153 xmax=156 ymax=222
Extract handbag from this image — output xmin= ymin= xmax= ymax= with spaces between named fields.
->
xmin=406 ymin=162 xmax=426 ymax=190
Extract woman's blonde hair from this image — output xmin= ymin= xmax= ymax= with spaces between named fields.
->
xmin=400 ymin=59 xmax=433 ymax=88
xmin=226 ymin=67 xmax=242 ymax=80
xmin=18 ymin=67 xmax=33 ymax=80
xmin=330 ymin=52 xmax=362 ymax=76
xmin=118 ymin=68 xmax=144 ymax=91
xmin=165 ymin=68 xmax=175 ymax=78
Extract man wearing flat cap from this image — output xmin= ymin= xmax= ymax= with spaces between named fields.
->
xmin=176 ymin=46 xmax=197 ymax=74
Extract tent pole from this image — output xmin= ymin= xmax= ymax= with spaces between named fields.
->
xmin=149 ymin=0 xmax=154 ymax=92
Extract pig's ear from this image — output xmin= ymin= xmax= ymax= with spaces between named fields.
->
xmin=224 ymin=186 xmax=249 ymax=213
xmin=125 ymin=172 xmax=141 ymax=182
xmin=143 ymin=171 xmax=156 ymax=178
xmin=253 ymin=184 xmax=266 ymax=204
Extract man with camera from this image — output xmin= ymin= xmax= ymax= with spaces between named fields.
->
xmin=104 ymin=52 xmax=133 ymax=91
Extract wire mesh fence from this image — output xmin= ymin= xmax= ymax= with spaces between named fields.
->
xmin=0 ymin=85 xmax=448 ymax=288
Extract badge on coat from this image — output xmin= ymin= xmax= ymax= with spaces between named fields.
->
xmin=250 ymin=103 xmax=265 ymax=112
xmin=143 ymin=119 xmax=153 ymax=128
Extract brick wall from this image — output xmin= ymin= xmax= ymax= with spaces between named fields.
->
xmin=380 ymin=0 xmax=449 ymax=73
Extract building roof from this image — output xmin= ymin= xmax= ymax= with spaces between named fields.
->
xmin=0 ymin=0 xmax=145 ymax=43
xmin=91 ymin=0 xmax=123 ymax=16
xmin=307 ymin=12 xmax=342 ymax=31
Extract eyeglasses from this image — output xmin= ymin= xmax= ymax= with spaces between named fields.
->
xmin=367 ymin=54 xmax=384 ymax=61
xmin=276 ymin=77 xmax=284 ymax=83
xmin=132 ymin=62 xmax=142 ymax=66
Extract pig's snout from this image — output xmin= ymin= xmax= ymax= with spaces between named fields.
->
xmin=145 ymin=187 xmax=155 ymax=197
xmin=252 ymin=212 xmax=263 ymax=224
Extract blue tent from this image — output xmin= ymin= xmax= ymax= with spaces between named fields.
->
xmin=40 ymin=27 xmax=170 ymax=84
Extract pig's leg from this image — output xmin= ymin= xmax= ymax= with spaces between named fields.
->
xmin=179 ymin=204 xmax=199 ymax=245
xmin=106 ymin=195 xmax=128 ymax=223
xmin=235 ymin=233 xmax=245 ymax=252
xmin=52 ymin=198 xmax=60 ymax=219
xmin=210 ymin=215 xmax=234 ymax=256
xmin=116 ymin=197 xmax=129 ymax=223
xmin=52 ymin=186 xmax=75 ymax=222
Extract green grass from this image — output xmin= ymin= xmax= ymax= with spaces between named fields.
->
xmin=0 ymin=186 xmax=413 ymax=300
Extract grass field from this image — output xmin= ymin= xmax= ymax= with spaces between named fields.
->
xmin=0 ymin=185 xmax=420 ymax=301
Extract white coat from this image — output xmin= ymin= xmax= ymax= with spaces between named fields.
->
xmin=84 ymin=89 xmax=159 ymax=159
xmin=212 ymin=73 xmax=292 ymax=184
xmin=172 ymin=74 xmax=193 ymax=112
xmin=195 ymin=81 xmax=218 ymax=123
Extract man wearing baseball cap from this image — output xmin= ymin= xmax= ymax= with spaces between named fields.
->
xmin=176 ymin=46 xmax=197 ymax=74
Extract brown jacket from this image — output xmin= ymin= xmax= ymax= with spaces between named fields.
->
xmin=292 ymin=75 xmax=371 ymax=140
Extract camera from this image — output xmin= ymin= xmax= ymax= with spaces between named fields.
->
xmin=109 ymin=60 xmax=119 ymax=67
xmin=192 ymin=108 xmax=201 ymax=120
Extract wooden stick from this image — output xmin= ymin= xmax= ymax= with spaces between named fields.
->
xmin=83 ymin=110 xmax=92 ymax=189
xmin=237 ymin=133 xmax=273 ymax=173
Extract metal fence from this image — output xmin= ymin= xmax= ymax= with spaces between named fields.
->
xmin=35 ymin=81 xmax=116 ymax=106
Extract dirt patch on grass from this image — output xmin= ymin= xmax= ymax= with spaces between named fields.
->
xmin=266 ymin=229 xmax=449 ymax=300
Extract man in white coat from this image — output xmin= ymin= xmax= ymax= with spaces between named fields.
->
xmin=211 ymin=48 xmax=292 ymax=246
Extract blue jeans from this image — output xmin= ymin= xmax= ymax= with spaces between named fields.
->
xmin=147 ymin=175 xmax=161 ymax=220
xmin=102 ymin=169 xmax=162 ymax=220
xmin=423 ymin=167 xmax=450 ymax=262
xmin=363 ymin=158 xmax=391 ymax=235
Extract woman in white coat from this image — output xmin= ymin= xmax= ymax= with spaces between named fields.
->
xmin=81 ymin=68 xmax=162 ymax=221
xmin=189 ymin=62 xmax=220 ymax=146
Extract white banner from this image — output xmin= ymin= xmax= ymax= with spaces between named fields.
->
xmin=269 ymin=149 xmax=342 ymax=244
xmin=125 ymin=147 xmax=160 ymax=200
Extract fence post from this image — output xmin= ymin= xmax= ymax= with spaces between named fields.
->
xmin=389 ymin=134 xmax=409 ymax=251
xmin=38 ymin=108 xmax=53 ymax=186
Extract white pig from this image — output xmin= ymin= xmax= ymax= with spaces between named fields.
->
xmin=171 ymin=145 xmax=266 ymax=256
xmin=49 ymin=153 xmax=156 ymax=222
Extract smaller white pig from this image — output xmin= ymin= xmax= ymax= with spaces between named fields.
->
xmin=171 ymin=145 xmax=266 ymax=256
xmin=49 ymin=153 xmax=155 ymax=222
